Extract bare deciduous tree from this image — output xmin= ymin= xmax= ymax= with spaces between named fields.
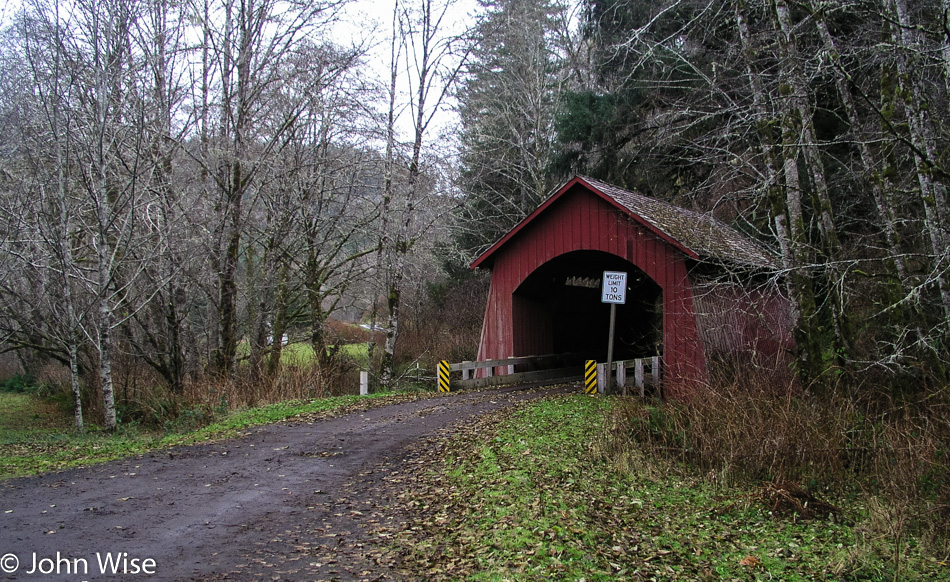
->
xmin=377 ymin=0 xmax=472 ymax=390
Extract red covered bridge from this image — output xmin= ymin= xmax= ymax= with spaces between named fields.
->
xmin=470 ymin=176 xmax=795 ymax=396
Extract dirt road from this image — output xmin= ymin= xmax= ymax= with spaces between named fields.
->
xmin=0 ymin=385 xmax=568 ymax=581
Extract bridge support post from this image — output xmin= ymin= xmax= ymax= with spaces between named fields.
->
xmin=461 ymin=362 xmax=472 ymax=381
xmin=616 ymin=361 xmax=627 ymax=396
xmin=597 ymin=363 xmax=608 ymax=395
xmin=635 ymin=359 xmax=645 ymax=397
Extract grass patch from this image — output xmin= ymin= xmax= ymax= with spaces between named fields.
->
xmin=0 ymin=391 xmax=427 ymax=480
xmin=281 ymin=341 xmax=369 ymax=367
xmin=276 ymin=341 xmax=317 ymax=365
xmin=236 ymin=340 xmax=370 ymax=367
xmin=396 ymin=394 xmax=949 ymax=581
xmin=336 ymin=342 xmax=370 ymax=367
xmin=0 ymin=393 xmax=69 ymax=439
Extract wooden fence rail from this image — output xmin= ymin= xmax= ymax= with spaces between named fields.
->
xmin=442 ymin=353 xmax=580 ymax=391
xmin=596 ymin=356 xmax=661 ymax=397
xmin=437 ymin=353 xmax=661 ymax=395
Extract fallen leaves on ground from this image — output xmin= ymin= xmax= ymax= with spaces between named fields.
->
xmin=373 ymin=392 xmax=941 ymax=581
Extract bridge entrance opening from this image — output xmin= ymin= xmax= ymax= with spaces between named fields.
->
xmin=512 ymin=250 xmax=661 ymax=365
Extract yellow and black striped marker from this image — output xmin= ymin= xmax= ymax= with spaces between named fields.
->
xmin=585 ymin=360 xmax=597 ymax=394
xmin=438 ymin=360 xmax=451 ymax=393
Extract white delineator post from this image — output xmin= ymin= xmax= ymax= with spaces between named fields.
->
xmin=616 ymin=360 xmax=626 ymax=396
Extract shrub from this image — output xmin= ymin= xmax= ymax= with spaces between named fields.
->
xmin=606 ymin=363 xmax=950 ymax=551
xmin=395 ymin=272 xmax=489 ymax=372
xmin=326 ymin=319 xmax=379 ymax=345
xmin=0 ymin=374 xmax=41 ymax=394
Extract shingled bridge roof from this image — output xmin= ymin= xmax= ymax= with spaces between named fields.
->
xmin=471 ymin=176 xmax=779 ymax=270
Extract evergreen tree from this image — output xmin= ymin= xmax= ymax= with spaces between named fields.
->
xmin=454 ymin=0 xmax=570 ymax=257
xmin=549 ymin=0 xmax=950 ymax=385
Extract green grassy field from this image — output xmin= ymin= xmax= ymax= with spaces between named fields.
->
xmin=0 ymin=392 xmax=69 ymax=440
xmin=238 ymin=340 xmax=370 ymax=368
xmin=0 ymin=390 xmax=416 ymax=479
xmin=394 ymin=395 xmax=950 ymax=581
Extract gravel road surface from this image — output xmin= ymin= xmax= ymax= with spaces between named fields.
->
xmin=1 ymin=385 xmax=569 ymax=581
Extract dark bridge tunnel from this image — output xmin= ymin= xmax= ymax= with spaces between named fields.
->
xmin=512 ymin=250 xmax=662 ymax=365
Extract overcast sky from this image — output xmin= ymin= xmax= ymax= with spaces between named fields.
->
xmin=335 ymin=0 xmax=479 ymax=144
xmin=0 ymin=0 xmax=479 ymax=149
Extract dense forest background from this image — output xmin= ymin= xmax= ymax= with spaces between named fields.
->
xmin=1 ymin=0 xmax=949 ymax=429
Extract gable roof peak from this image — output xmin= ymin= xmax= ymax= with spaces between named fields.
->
xmin=471 ymin=176 xmax=779 ymax=270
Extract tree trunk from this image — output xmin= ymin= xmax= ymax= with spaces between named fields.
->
xmin=737 ymin=1 xmax=823 ymax=382
xmin=266 ymin=263 xmax=290 ymax=377
xmin=378 ymin=0 xmax=403 ymax=391
xmin=813 ymin=11 xmax=909 ymax=285
xmin=97 ymin=245 xmax=117 ymax=431
xmin=93 ymin=6 xmax=118 ymax=431
xmin=215 ymin=163 xmax=243 ymax=377
xmin=890 ymin=0 xmax=950 ymax=326
xmin=772 ymin=0 xmax=852 ymax=363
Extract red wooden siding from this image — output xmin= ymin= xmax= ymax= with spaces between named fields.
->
xmin=513 ymin=294 xmax=552 ymax=356
xmin=475 ymin=183 xmax=708 ymax=394
xmin=472 ymin=177 xmax=793 ymax=397
xmin=691 ymin=280 xmax=795 ymax=364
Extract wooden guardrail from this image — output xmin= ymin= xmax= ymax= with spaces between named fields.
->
xmin=438 ymin=353 xmax=581 ymax=391
xmin=436 ymin=353 xmax=661 ymax=395
xmin=595 ymin=356 xmax=661 ymax=397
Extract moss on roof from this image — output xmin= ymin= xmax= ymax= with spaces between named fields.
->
xmin=580 ymin=176 xmax=779 ymax=269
